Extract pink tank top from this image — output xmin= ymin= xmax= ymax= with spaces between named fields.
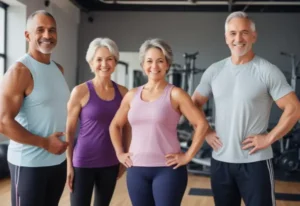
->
xmin=128 ymin=84 xmax=181 ymax=167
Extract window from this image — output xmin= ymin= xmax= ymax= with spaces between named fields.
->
xmin=0 ymin=1 xmax=8 ymax=78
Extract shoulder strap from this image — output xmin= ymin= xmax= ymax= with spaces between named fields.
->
xmin=86 ymin=80 xmax=94 ymax=92
xmin=112 ymin=81 xmax=123 ymax=98
xmin=164 ymin=84 xmax=174 ymax=99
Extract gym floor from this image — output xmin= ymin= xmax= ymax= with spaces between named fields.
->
xmin=0 ymin=174 xmax=299 ymax=206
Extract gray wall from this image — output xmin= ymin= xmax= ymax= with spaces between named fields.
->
xmin=78 ymin=11 xmax=300 ymax=125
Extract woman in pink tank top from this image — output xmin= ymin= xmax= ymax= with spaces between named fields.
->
xmin=110 ymin=38 xmax=210 ymax=206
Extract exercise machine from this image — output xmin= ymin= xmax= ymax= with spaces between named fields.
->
xmin=167 ymin=52 xmax=212 ymax=176
xmin=280 ymin=52 xmax=300 ymax=93
xmin=272 ymin=52 xmax=300 ymax=181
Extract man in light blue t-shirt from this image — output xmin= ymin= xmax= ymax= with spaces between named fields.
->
xmin=0 ymin=10 xmax=69 ymax=206
xmin=193 ymin=11 xmax=300 ymax=206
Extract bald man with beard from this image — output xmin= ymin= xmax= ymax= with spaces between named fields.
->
xmin=0 ymin=10 xmax=70 ymax=206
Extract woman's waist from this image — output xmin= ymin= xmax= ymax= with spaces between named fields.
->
xmin=72 ymin=155 xmax=119 ymax=167
xmin=74 ymin=137 xmax=115 ymax=155
xmin=129 ymin=151 xmax=181 ymax=167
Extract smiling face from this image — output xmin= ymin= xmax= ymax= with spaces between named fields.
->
xmin=89 ymin=47 xmax=116 ymax=78
xmin=25 ymin=14 xmax=57 ymax=54
xmin=142 ymin=47 xmax=169 ymax=81
xmin=225 ymin=17 xmax=257 ymax=57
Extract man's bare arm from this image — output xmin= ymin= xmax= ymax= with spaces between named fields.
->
xmin=0 ymin=63 xmax=47 ymax=148
xmin=268 ymin=92 xmax=300 ymax=144
xmin=0 ymin=63 xmax=68 ymax=154
xmin=242 ymin=92 xmax=300 ymax=154
xmin=191 ymin=91 xmax=222 ymax=150
xmin=191 ymin=91 xmax=209 ymax=116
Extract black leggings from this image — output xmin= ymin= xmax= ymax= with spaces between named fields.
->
xmin=9 ymin=161 xmax=66 ymax=206
xmin=71 ymin=164 xmax=119 ymax=206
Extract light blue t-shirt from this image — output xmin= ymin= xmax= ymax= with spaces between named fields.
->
xmin=7 ymin=54 xmax=70 ymax=167
xmin=196 ymin=55 xmax=293 ymax=163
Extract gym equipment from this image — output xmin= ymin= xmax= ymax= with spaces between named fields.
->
xmin=167 ymin=52 xmax=213 ymax=176
xmin=271 ymin=52 xmax=300 ymax=181
xmin=280 ymin=51 xmax=300 ymax=93
xmin=167 ymin=52 xmax=211 ymax=115
xmin=0 ymin=144 xmax=9 ymax=179
xmin=278 ymin=150 xmax=299 ymax=172
xmin=167 ymin=52 xmax=205 ymax=96
xmin=133 ymin=70 xmax=147 ymax=87
xmin=167 ymin=63 xmax=182 ymax=88
xmin=273 ymin=125 xmax=300 ymax=179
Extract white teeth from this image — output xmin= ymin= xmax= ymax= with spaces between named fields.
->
xmin=234 ymin=44 xmax=245 ymax=47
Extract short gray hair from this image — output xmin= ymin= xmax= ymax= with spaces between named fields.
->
xmin=139 ymin=38 xmax=173 ymax=66
xmin=26 ymin=10 xmax=56 ymax=30
xmin=225 ymin=11 xmax=256 ymax=32
xmin=85 ymin=38 xmax=119 ymax=63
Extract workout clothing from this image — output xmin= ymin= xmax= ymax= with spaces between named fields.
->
xmin=128 ymin=84 xmax=181 ymax=167
xmin=70 ymin=165 xmax=119 ymax=206
xmin=7 ymin=53 xmax=70 ymax=167
xmin=127 ymin=166 xmax=187 ymax=206
xmin=9 ymin=160 xmax=66 ymax=206
xmin=72 ymin=80 xmax=121 ymax=168
xmin=211 ymin=158 xmax=275 ymax=206
xmin=196 ymin=55 xmax=293 ymax=163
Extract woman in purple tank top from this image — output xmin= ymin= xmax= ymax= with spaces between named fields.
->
xmin=110 ymin=39 xmax=210 ymax=206
xmin=65 ymin=38 xmax=130 ymax=206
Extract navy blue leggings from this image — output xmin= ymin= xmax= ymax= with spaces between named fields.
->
xmin=126 ymin=166 xmax=187 ymax=206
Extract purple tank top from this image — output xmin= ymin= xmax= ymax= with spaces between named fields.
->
xmin=72 ymin=80 xmax=122 ymax=168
